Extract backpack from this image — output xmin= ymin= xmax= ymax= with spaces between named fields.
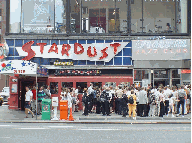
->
xmin=129 ymin=95 xmax=134 ymax=104
xmin=123 ymin=94 xmax=129 ymax=103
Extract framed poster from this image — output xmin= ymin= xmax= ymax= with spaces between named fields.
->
xmin=11 ymin=84 xmax=17 ymax=93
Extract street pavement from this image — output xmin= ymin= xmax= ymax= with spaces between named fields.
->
xmin=0 ymin=123 xmax=191 ymax=143
xmin=0 ymin=104 xmax=191 ymax=124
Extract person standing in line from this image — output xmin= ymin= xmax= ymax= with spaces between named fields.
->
xmin=128 ymin=90 xmax=137 ymax=120
xmin=100 ymin=86 xmax=107 ymax=116
xmin=25 ymin=86 xmax=34 ymax=118
xmin=96 ymin=87 xmax=101 ymax=114
xmin=122 ymin=90 xmax=128 ymax=117
xmin=104 ymin=87 xmax=112 ymax=116
xmin=164 ymin=86 xmax=170 ymax=117
xmin=82 ymin=88 xmax=89 ymax=116
xmin=159 ymin=89 xmax=165 ymax=118
xmin=155 ymin=88 xmax=161 ymax=116
xmin=31 ymin=85 xmax=37 ymax=113
xmin=149 ymin=93 xmax=156 ymax=117
xmin=169 ymin=88 xmax=177 ymax=117
xmin=116 ymin=86 xmax=123 ymax=115
xmin=37 ymin=86 xmax=46 ymax=115
xmin=138 ymin=87 xmax=148 ymax=117
xmin=176 ymin=86 xmax=187 ymax=117
xmin=88 ymin=83 xmax=94 ymax=113
xmin=109 ymin=86 xmax=116 ymax=113
xmin=135 ymin=87 xmax=140 ymax=116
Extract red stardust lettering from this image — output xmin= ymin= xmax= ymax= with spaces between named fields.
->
xmin=110 ymin=43 xmax=121 ymax=54
xmin=99 ymin=47 xmax=108 ymax=60
xmin=48 ymin=43 xmax=58 ymax=54
xmin=0 ymin=43 xmax=4 ymax=59
xmin=164 ymin=49 xmax=168 ymax=53
xmin=22 ymin=41 xmax=36 ymax=61
xmin=61 ymin=44 xmax=71 ymax=56
xmin=74 ymin=43 xmax=84 ymax=54
xmin=183 ymin=49 xmax=188 ymax=53
xmin=87 ymin=46 xmax=97 ymax=57
xmin=36 ymin=43 xmax=47 ymax=54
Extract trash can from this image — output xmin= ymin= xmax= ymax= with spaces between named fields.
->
xmin=41 ymin=99 xmax=51 ymax=120
xmin=60 ymin=100 xmax=68 ymax=120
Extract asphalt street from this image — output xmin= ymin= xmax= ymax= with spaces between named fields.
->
xmin=0 ymin=123 xmax=191 ymax=143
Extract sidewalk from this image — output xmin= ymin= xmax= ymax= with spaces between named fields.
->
xmin=0 ymin=105 xmax=191 ymax=124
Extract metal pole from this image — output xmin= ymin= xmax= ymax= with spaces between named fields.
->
xmin=20 ymin=0 xmax=22 ymax=33
xmin=141 ymin=0 xmax=143 ymax=33
xmin=80 ymin=0 xmax=82 ymax=33
xmin=115 ymin=0 xmax=116 ymax=33
xmin=36 ymin=66 xmax=38 ymax=120
xmin=54 ymin=0 xmax=56 ymax=33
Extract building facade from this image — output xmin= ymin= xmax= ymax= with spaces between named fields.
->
xmin=2 ymin=0 xmax=191 ymax=110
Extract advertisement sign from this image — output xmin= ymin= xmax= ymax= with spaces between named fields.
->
xmin=132 ymin=39 xmax=191 ymax=60
xmin=15 ymin=41 xmax=129 ymax=62
xmin=52 ymin=97 xmax=58 ymax=107
xmin=142 ymin=79 xmax=149 ymax=87
xmin=0 ymin=60 xmax=37 ymax=75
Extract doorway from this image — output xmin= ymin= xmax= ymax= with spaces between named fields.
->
xmin=19 ymin=80 xmax=34 ymax=110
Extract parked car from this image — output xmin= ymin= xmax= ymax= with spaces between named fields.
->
xmin=0 ymin=95 xmax=3 ymax=106
xmin=0 ymin=87 xmax=9 ymax=102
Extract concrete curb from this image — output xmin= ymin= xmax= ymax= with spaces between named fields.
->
xmin=0 ymin=120 xmax=191 ymax=124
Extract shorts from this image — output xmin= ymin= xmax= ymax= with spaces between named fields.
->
xmin=25 ymin=101 xmax=31 ymax=109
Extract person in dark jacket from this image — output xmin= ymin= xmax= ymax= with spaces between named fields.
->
xmin=82 ymin=89 xmax=89 ymax=116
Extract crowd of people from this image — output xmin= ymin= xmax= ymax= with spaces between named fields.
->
xmin=24 ymin=83 xmax=191 ymax=120
xmin=81 ymin=83 xmax=191 ymax=120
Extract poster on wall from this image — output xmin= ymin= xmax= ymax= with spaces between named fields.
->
xmin=142 ymin=79 xmax=149 ymax=88
xmin=11 ymin=84 xmax=17 ymax=93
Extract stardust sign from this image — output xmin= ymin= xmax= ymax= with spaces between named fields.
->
xmin=132 ymin=39 xmax=191 ymax=60
xmin=15 ymin=41 xmax=129 ymax=62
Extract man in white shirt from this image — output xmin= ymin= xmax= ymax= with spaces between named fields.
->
xmin=25 ymin=86 xmax=34 ymax=118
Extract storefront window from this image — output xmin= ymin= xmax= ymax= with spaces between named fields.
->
xmin=154 ymin=79 xmax=169 ymax=87
xmin=10 ymin=0 xmax=66 ymax=34
xmin=91 ymin=82 xmax=102 ymax=88
xmin=154 ymin=70 xmax=168 ymax=78
xmin=131 ymin=0 xmax=188 ymax=35
xmin=172 ymin=79 xmax=180 ymax=86
xmin=80 ymin=0 xmax=127 ymax=34
xmin=62 ymin=82 xmax=73 ymax=88
xmin=172 ymin=70 xmax=180 ymax=78
xmin=50 ymin=82 xmax=58 ymax=94
xmin=134 ymin=70 xmax=149 ymax=81
xmin=76 ymin=82 xmax=87 ymax=93
xmin=105 ymin=82 xmax=116 ymax=88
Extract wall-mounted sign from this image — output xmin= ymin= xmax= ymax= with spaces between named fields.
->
xmin=0 ymin=60 xmax=37 ymax=75
xmin=15 ymin=41 xmax=129 ymax=62
xmin=181 ymin=69 xmax=191 ymax=74
xmin=54 ymin=69 xmax=101 ymax=76
xmin=132 ymin=39 xmax=191 ymax=60
xmin=54 ymin=61 xmax=73 ymax=66
xmin=37 ymin=66 xmax=48 ymax=77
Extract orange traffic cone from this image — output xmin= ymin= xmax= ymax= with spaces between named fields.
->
xmin=68 ymin=107 xmax=74 ymax=121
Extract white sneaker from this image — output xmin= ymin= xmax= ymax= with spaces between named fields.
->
xmin=133 ymin=117 xmax=136 ymax=120
xmin=172 ymin=114 xmax=175 ymax=118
